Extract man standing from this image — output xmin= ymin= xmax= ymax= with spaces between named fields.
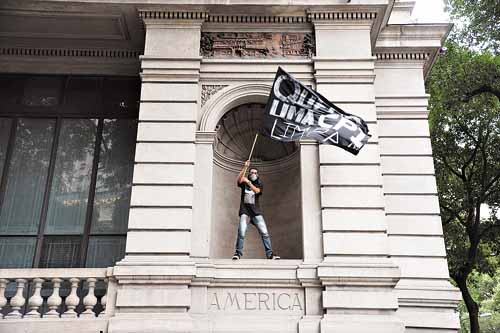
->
xmin=232 ymin=160 xmax=279 ymax=260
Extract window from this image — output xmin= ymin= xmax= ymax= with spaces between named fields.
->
xmin=0 ymin=75 xmax=139 ymax=268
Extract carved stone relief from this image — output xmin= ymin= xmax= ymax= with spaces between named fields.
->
xmin=201 ymin=85 xmax=228 ymax=107
xmin=200 ymin=32 xmax=315 ymax=58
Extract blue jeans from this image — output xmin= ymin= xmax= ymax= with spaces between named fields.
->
xmin=235 ymin=214 xmax=273 ymax=258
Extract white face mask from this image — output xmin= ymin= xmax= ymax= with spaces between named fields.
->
xmin=249 ymin=174 xmax=258 ymax=181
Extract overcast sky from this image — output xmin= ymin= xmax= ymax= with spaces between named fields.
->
xmin=411 ymin=0 xmax=450 ymax=23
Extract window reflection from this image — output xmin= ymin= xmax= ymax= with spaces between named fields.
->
xmin=0 ymin=75 xmax=139 ymax=269
xmin=86 ymin=236 xmax=126 ymax=268
xmin=39 ymin=236 xmax=81 ymax=268
xmin=91 ymin=119 xmax=136 ymax=234
xmin=0 ymin=118 xmax=55 ymax=234
xmin=0 ymin=237 xmax=36 ymax=268
xmin=0 ymin=118 xmax=12 ymax=178
xmin=45 ymin=119 xmax=98 ymax=235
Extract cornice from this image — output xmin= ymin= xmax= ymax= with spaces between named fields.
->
xmin=138 ymin=9 xmax=382 ymax=25
xmin=307 ymin=11 xmax=378 ymax=22
xmin=138 ymin=10 xmax=209 ymax=21
xmin=375 ymin=52 xmax=430 ymax=61
xmin=206 ymin=14 xmax=308 ymax=24
xmin=0 ymin=47 xmax=141 ymax=58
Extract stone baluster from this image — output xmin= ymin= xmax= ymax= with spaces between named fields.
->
xmin=0 ymin=279 xmax=8 ymax=319
xmin=99 ymin=278 xmax=107 ymax=317
xmin=5 ymin=278 xmax=27 ymax=319
xmin=81 ymin=278 xmax=97 ymax=317
xmin=45 ymin=278 xmax=62 ymax=318
xmin=25 ymin=278 xmax=44 ymax=318
xmin=62 ymin=278 xmax=80 ymax=318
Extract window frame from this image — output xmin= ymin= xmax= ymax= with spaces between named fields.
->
xmin=0 ymin=74 xmax=139 ymax=268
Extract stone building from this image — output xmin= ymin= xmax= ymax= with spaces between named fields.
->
xmin=0 ymin=0 xmax=461 ymax=332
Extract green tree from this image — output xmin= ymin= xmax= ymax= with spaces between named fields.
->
xmin=427 ymin=42 xmax=500 ymax=333
xmin=444 ymin=0 xmax=500 ymax=53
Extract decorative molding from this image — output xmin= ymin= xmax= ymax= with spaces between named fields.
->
xmin=201 ymin=85 xmax=228 ymax=107
xmin=201 ymin=32 xmax=315 ymax=58
xmin=213 ymin=146 xmax=300 ymax=174
xmin=307 ymin=11 xmax=378 ymax=22
xmin=0 ymin=47 xmax=141 ymax=58
xmin=206 ymin=15 xmax=308 ymax=24
xmin=375 ymin=52 xmax=430 ymax=61
xmin=199 ymin=83 xmax=271 ymax=132
xmin=138 ymin=10 xmax=209 ymax=21
xmin=195 ymin=131 xmax=217 ymax=144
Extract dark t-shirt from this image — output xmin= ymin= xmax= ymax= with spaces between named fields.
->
xmin=238 ymin=180 xmax=263 ymax=217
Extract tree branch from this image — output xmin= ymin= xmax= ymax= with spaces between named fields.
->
xmin=441 ymin=156 xmax=467 ymax=181
xmin=465 ymin=85 xmax=500 ymax=102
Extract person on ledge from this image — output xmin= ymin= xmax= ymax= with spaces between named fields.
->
xmin=232 ymin=160 xmax=280 ymax=260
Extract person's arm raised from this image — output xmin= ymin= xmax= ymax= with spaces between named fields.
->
xmin=237 ymin=160 xmax=251 ymax=185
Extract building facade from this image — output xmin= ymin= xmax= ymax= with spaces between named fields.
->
xmin=0 ymin=0 xmax=461 ymax=332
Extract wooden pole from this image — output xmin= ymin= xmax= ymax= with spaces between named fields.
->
xmin=248 ymin=133 xmax=259 ymax=161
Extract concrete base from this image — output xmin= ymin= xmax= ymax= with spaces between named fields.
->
xmin=0 ymin=318 xmax=109 ymax=333
xmin=321 ymin=314 xmax=405 ymax=333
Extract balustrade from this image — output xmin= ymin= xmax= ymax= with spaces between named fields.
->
xmin=0 ymin=269 xmax=110 ymax=319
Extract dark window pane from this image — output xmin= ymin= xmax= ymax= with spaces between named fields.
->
xmin=103 ymin=78 xmax=140 ymax=115
xmin=0 ymin=118 xmax=12 ymax=178
xmin=0 ymin=237 xmax=36 ymax=268
xmin=91 ymin=119 xmax=136 ymax=234
xmin=0 ymin=119 xmax=55 ymax=234
xmin=39 ymin=236 xmax=80 ymax=268
xmin=22 ymin=77 xmax=63 ymax=107
xmin=0 ymin=77 xmax=23 ymax=112
xmin=45 ymin=119 xmax=97 ymax=235
xmin=63 ymin=77 xmax=100 ymax=114
xmin=85 ymin=236 xmax=125 ymax=268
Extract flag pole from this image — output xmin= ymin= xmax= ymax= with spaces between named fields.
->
xmin=248 ymin=133 xmax=259 ymax=161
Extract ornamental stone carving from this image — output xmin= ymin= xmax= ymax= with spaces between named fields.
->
xmin=200 ymin=32 xmax=315 ymax=58
xmin=201 ymin=85 xmax=228 ymax=107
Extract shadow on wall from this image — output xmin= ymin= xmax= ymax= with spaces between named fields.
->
xmin=209 ymin=103 xmax=303 ymax=259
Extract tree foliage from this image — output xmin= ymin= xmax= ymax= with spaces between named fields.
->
xmin=427 ymin=42 xmax=500 ymax=333
xmin=459 ymin=270 xmax=500 ymax=333
xmin=444 ymin=0 xmax=500 ymax=53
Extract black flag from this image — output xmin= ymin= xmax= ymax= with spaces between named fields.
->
xmin=262 ymin=67 xmax=370 ymax=155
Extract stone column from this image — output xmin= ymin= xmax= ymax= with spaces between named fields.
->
xmin=109 ymin=9 xmax=207 ymax=333
xmin=309 ymin=10 xmax=404 ymax=332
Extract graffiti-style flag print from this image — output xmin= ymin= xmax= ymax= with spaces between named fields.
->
xmin=262 ymin=67 xmax=370 ymax=155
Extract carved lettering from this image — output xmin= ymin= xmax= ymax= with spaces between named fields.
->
xmin=258 ymin=293 xmax=270 ymax=310
xmin=224 ymin=293 xmax=241 ymax=310
xmin=208 ymin=291 xmax=303 ymax=312
xmin=277 ymin=293 xmax=290 ymax=310
xmin=244 ymin=293 xmax=257 ymax=310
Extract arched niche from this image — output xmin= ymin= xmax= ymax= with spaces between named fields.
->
xmin=209 ymin=103 xmax=303 ymax=259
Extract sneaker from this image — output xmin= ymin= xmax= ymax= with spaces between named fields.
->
xmin=267 ymin=253 xmax=280 ymax=260
xmin=232 ymin=253 xmax=240 ymax=260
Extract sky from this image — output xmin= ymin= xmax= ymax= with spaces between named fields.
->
xmin=411 ymin=0 xmax=450 ymax=23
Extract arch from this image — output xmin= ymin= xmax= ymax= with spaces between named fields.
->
xmin=199 ymin=84 xmax=271 ymax=131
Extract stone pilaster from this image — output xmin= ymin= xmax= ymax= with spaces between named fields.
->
xmin=375 ymin=50 xmax=461 ymax=332
xmin=299 ymin=140 xmax=323 ymax=263
xmin=310 ymin=10 xmax=405 ymax=332
xmin=109 ymin=9 xmax=207 ymax=333
xmin=192 ymin=131 xmax=216 ymax=259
